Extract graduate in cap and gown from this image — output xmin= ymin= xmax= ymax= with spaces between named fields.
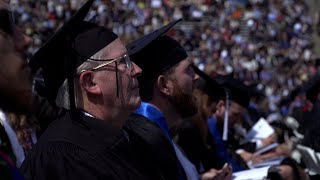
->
xmin=176 ymin=66 xmax=230 ymax=173
xmin=206 ymin=76 xmax=251 ymax=172
xmin=20 ymin=0 xmax=147 ymax=179
xmin=124 ymin=19 xmax=201 ymax=180
xmin=211 ymin=78 xmax=308 ymax=180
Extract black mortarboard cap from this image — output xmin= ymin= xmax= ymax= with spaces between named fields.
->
xmin=126 ymin=19 xmax=186 ymax=78
xmin=192 ymin=64 xmax=225 ymax=102
xmin=215 ymin=76 xmax=250 ymax=108
xmin=29 ymin=0 xmax=118 ymax=104
xmin=214 ymin=76 xmax=251 ymax=141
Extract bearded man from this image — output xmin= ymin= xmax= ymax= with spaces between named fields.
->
xmin=124 ymin=20 xmax=200 ymax=180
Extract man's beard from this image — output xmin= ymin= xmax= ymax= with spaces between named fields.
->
xmin=168 ymin=81 xmax=198 ymax=118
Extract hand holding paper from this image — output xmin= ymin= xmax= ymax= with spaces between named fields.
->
xmin=201 ymin=163 xmax=232 ymax=180
xmin=246 ymin=118 xmax=275 ymax=141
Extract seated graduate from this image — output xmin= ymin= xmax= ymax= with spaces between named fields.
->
xmin=124 ymin=20 xmax=201 ymax=180
xmin=211 ymin=77 xmax=276 ymax=167
xmin=176 ymin=65 xmax=227 ymax=172
xmin=20 ymin=0 xmax=147 ymax=179
xmin=125 ymin=20 xmax=232 ymax=180
xmin=206 ymin=76 xmax=306 ymax=179
xmin=177 ymin=69 xmax=269 ymax=172
xmin=124 ymin=19 xmax=197 ymax=180
xmin=206 ymin=76 xmax=252 ymax=172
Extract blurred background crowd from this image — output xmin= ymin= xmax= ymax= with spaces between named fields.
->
xmin=4 ymin=0 xmax=320 ymax=178
xmin=9 ymin=0 xmax=319 ymax=117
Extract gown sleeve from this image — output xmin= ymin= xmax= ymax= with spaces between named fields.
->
xmin=20 ymin=141 xmax=115 ymax=180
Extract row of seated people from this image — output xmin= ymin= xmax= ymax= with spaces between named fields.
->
xmin=0 ymin=0 xmax=319 ymax=179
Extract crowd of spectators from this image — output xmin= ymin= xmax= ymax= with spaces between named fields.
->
xmin=10 ymin=0 xmax=317 ymax=115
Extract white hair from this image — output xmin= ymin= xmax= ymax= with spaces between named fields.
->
xmin=55 ymin=49 xmax=105 ymax=109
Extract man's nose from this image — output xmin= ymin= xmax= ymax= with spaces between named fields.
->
xmin=132 ymin=62 xmax=142 ymax=77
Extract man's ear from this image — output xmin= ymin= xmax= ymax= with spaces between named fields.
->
xmin=156 ymin=75 xmax=172 ymax=96
xmin=79 ymin=71 xmax=101 ymax=95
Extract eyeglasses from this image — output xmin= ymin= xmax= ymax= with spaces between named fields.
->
xmin=0 ymin=9 xmax=15 ymax=36
xmin=74 ymin=50 xmax=134 ymax=98
xmin=80 ymin=54 xmax=133 ymax=74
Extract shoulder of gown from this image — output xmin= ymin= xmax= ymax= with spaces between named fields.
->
xmin=124 ymin=113 xmax=180 ymax=180
xmin=21 ymin=111 xmax=148 ymax=180
xmin=20 ymin=141 xmax=121 ymax=180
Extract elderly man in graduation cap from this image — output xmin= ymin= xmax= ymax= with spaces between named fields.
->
xmin=20 ymin=0 xmax=146 ymax=179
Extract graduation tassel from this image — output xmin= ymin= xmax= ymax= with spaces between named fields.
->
xmin=115 ymin=62 xmax=119 ymax=97
xmin=67 ymin=37 xmax=80 ymax=121
xmin=222 ymin=92 xmax=229 ymax=141
xmin=66 ymin=36 xmax=76 ymax=111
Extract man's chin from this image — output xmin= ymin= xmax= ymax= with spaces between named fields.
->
xmin=127 ymin=96 xmax=141 ymax=110
xmin=173 ymin=95 xmax=198 ymax=118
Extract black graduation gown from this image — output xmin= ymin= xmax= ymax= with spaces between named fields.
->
xmin=299 ymin=100 xmax=320 ymax=135
xmin=176 ymin=120 xmax=220 ymax=172
xmin=302 ymin=101 xmax=320 ymax=152
xmin=20 ymin=111 xmax=147 ymax=180
xmin=31 ymin=95 xmax=64 ymax=133
xmin=124 ymin=113 xmax=182 ymax=180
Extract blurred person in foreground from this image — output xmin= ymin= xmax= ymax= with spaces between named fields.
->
xmin=20 ymin=0 xmax=147 ymax=179
xmin=0 ymin=1 xmax=33 ymax=179
xmin=0 ymin=1 xmax=32 ymax=114
xmin=0 ymin=2 xmax=65 ymax=175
